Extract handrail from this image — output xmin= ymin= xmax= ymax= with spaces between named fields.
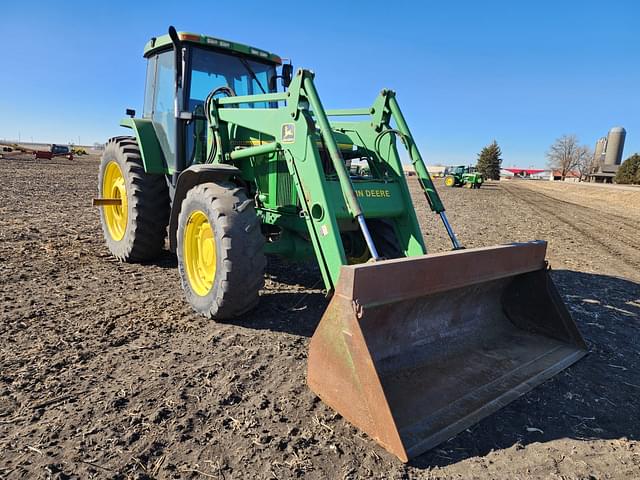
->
xmin=218 ymin=92 xmax=288 ymax=105
xmin=229 ymin=142 xmax=280 ymax=160
xmin=325 ymin=108 xmax=372 ymax=117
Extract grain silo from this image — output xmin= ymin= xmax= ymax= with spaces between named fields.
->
xmin=587 ymin=127 xmax=626 ymax=183
xmin=603 ymin=127 xmax=626 ymax=166
xmin=593 ymin=137 xmax=607 ymax=164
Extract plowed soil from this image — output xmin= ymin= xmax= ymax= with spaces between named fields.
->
xmin=1 ymin=156 xmax=639 ymax=479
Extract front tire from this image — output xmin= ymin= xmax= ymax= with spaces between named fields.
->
xmin=177 ymin=182 xmax=266 ymax=319
xmin=98 ymin=137 xmax=170 ymax=261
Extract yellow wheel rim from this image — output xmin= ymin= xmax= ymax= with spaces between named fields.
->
xmin=102 ymin=161 xmax=128 ymax=241
xmin=183 ymin=210 xmax=217 ymax=296
xmin=445 ymin=177 xmax=454 ymax=187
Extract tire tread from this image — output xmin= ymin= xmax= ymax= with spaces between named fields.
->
xmin=177 ymin=182 xmax=265 ymax=319
xmin=98 ymin=136 xmax=170 ymax=262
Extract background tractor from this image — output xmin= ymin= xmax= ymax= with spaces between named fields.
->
xmin=71 ymin=146 xmax=88 ymax=156
xmin=444 ymin=164 xmax=484 ymax=188
xmin=94 ymin=27 xmax=586 ymax=462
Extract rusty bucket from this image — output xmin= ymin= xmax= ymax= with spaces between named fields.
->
xmin=307 ymin=241 xmax=586 ymax=462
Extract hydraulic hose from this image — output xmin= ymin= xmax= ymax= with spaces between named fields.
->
xmin=205 ymin=86 xmax=237 ymax=163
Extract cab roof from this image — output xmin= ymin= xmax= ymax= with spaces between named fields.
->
xmin=143 ymin=31 xmax=282 ymax=65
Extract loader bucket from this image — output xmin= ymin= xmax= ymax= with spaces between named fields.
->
xmin=307 ymin=241 xmax=586 ymax=462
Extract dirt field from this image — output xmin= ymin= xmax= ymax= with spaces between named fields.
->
xmin=1 ymin=155 xmax=639 ymax=479
xmin=510 ymin=180 xmax=640 ymax=224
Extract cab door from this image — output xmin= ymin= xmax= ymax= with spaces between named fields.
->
xmin=144 ymin=50 xmax=178 ymax=173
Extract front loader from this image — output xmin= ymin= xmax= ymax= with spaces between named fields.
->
xmin=95 ymin=27 xmax=587 ymax=462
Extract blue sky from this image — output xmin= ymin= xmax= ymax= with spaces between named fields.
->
xmin=0 ymin=0 xmax=637 ymax=168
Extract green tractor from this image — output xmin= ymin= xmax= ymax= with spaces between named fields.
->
xmin=94 ymin=27 xmax=586 ymax=462
xmin=444 ymin=165 xmax=484 ymax=188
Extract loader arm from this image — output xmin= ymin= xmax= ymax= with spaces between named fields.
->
xmin=206 ymin=69 xmax=459 ymax=290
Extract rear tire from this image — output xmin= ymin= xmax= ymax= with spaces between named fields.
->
xmin=177 ymin=182 xmax=266 ymax=319
xmin=98 ymin=136 xmax=170 ymax=261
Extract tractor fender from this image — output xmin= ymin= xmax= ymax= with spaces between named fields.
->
xmin=120 ymin=117 xmax=168 ymax=174
xmin=168 ymin=164 xmax=242 ymax=252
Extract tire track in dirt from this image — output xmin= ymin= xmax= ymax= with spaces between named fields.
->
xmin=501 ymin=182 xmax=640 ymax=277
xmin=501 ymin=183 xmax=639 ymax=251
xmin=515 ymin=186 xmax=640 ymax=232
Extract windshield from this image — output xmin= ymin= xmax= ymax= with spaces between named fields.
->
xmin=188 ymin=47 xmax=277 ymax=111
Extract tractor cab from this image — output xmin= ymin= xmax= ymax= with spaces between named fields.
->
xmin=450 ymin=165 xmax=467 ymax=176
xmin=138 ymin=31 xmax=290 ymax=176
xmin=446 ymin=165 xmax=478 ymax=175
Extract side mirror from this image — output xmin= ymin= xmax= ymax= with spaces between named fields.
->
xmin=126 ymin=108 xmax=136 ymax=118
xmin=281 ymin=63 xmax=293 ymax=88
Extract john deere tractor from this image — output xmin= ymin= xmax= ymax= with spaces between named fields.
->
xmin=95 ymin=27 xmax=585 ymax=462
xmin=444 ymin=165 xmax=483 ymax=188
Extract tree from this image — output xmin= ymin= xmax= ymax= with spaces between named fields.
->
xmin=575 ymin=145 xmax=595 ymax=181
xmin=615 ymin=153 xmax=640 ymax=184
xmin=476 ymin=141 xmax=502 ymax=180
xmin=546 ymin=134 xmax=591 ymax=181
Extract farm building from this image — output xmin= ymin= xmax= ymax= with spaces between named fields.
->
xmin=550 ymin=169 xmax=581 ymax=182
xmin=401 ymin=164 xmax=446 ymax=177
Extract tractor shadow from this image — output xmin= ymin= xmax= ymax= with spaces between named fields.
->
xmin=228 ymin=257 xmax=328 ymax=338
xmin=408 ymin=270 xmax=640 ymax=468
xmin=147 ymin=252 xmax=324 ymax=336
xmin=148 ymin=249 xmax=178 ymax=269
